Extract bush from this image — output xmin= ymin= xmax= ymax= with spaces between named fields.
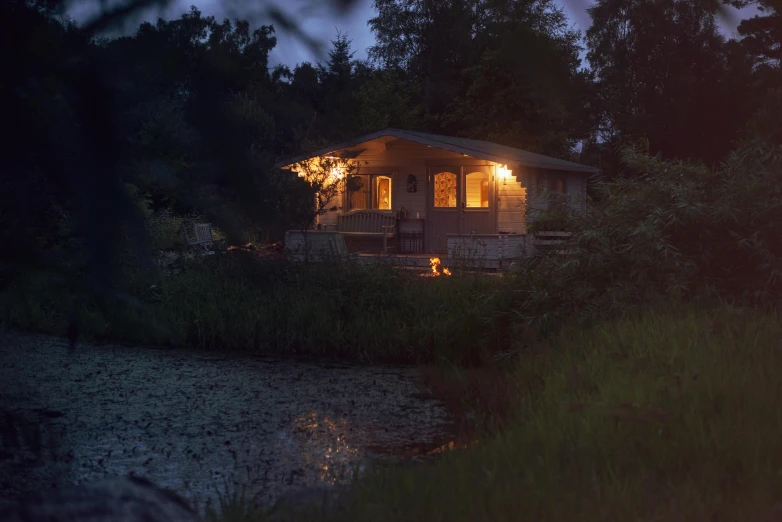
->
xmin=498 ymin=139 xmax=782 ymax=338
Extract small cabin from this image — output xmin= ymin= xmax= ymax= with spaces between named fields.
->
xmin=278 ymin=129 xmax=598 ymax=267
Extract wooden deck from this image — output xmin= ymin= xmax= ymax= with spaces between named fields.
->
xmin=285 ymin=230 xmax=532 ymax=269
xmin=357 ymin=253 xmax=434 ymax=267
xmin=357 ymin=252 xmax=517 ymax=270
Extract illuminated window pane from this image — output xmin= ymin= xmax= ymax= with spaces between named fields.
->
xmin=465 ymin=171 xmax=490 ymax=208
xmin=434 ymin=172 xmax=457 ymax=208
xmin=374 ymin=176 xmax=392 ymax=210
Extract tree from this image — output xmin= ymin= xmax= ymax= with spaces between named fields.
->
xmin=316 ymin=32 xmax=360 ymax=141
xmin=288 ymin=155 xmax=361 ymax=230
xmin=0 ymin=0 xmax=362 ymax=302
xmin=352 ymin=66 xmax=421 ymax=134
xmin=729 ymin=0 xmax=782 ymax=66
xmin=586 ymin=0 xmax=752 ymax=167
xmin=368 ymin=0 xmax=592 ymax=156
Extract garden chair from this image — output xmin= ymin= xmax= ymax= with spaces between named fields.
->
xmin=182 ymin=222 xmax=215 ymax=254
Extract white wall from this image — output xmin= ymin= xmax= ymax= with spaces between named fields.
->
xmin=498 ymin=178 xmax=526 ymax=234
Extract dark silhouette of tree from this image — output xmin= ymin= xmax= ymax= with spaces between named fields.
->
xmin=368 ymin=0 xmax=592 ymax=156
xmin=0 ymin=0 xmax=361 ymax=325
xmin=729 ymin=0 xmax=782 ymax=66
xmin=585 ymin=0 xmax=755 ymax=168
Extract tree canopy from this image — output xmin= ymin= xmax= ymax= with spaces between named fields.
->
xmin=1 ymin=0 xmax=780 ymax=296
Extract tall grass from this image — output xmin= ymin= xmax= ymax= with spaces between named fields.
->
xmin=0 ymin=253 xmax=504 ymax=365
xmin=218 ymin=305 xmax=782 ymax=521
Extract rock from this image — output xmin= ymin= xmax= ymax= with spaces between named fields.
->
xmin=0 ymin=476 xmax=201 ymax=522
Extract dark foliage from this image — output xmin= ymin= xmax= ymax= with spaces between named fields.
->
xmin=0 ymin=0 xmax=779 ymax=325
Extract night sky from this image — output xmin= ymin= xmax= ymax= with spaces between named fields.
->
xmin=68 ymin=0 xmax=758 ymax=68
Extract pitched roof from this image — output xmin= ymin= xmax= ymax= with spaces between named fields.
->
xmin=276 ymin=128 xmax=599 ymax=174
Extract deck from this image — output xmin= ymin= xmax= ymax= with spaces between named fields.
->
xmin=284 ymin=230 xmax=551 ymax=269
xmin=357 ymin=252 xmax=517 ymax=270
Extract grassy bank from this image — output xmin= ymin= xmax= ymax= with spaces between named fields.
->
xmin=211 ymin=304 xmax=782 ymax=521
xmin=0 ymin=253 xmax=505 ymax=365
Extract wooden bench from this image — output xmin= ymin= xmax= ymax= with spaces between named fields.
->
xmin=336 ymin=210 xmax=396 ymax=253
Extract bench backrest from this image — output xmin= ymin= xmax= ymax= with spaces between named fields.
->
xmin=337 ymin=210 xmax=395 ymax=233
xmin=183 ymin=222 xmax=214 ymax=245
xmin=193 ymin=223 xmax=214 ymax=244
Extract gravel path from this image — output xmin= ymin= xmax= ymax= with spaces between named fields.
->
xmin=0 ymin=332 xmax=452 ymax=510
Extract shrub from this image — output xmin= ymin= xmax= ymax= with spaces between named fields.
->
xmin=498 ymin=139 xmax=782 ymax=338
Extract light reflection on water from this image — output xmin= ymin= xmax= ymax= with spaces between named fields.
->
xmin=0 ymin=334 xmax=454 ymax=509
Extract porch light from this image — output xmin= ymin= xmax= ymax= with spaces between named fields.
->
xmin=330 ymin=167 xmax=344 ymax=181
xmin=498 ymin=165 xmax=513 ymax=185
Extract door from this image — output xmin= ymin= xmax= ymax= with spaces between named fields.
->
xmin=461 ymin=166 xmax=496 ymax=236
xmin=427 ymin=167 xmax=460 ymax=253
xmin=427 ymin=166 xmax=497 ymax=253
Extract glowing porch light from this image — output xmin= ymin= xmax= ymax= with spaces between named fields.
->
xmin=497 ymin=164 xmax=513 ymax=185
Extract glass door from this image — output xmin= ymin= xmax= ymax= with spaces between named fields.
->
xmin=461 ymin=166 xmax=495 ymax=236
xmin=427 ymin=167 xmax=460 ymax=253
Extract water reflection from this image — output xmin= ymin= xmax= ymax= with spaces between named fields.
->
xmin=286 ymin=413 xmax=362 ymax=485
xmin=0 ymin=334 xmax=453 ymax=509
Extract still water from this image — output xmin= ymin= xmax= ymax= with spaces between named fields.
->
xmin=0 ymin=333 xmax=452 ymax=510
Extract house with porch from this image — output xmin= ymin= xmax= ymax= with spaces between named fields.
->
xmin=278 ymin=128 xmax=598 ymax=267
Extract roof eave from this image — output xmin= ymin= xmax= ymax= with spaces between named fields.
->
xmin=274 ymin=130 xmax=395 ymax=169
xmin=275 ymin=128 xmax=600 ymax=174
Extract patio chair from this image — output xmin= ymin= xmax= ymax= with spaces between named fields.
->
xmin=183 ymin=222 xmax=215 ymax=254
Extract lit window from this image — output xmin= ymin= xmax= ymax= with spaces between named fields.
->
xmin=346 ymin=174 xmax=393 ymax=211
xmin=374 ymin=176 xmax=392 ymax=210
xmin=434 ymin=171 xmax=457 ymax=208
xmin=465 ymin=171 xmax=490 ymax=208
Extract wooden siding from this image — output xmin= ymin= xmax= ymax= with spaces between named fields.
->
xmin=284 ymin=230 xmax=349 ymax=261
xmin=502 ymin=234 xmax=527 ymax=259
xmin=309 ymin=142 xmax=588 ymax=251
xmin=447 ymin=234 xmax=526 ymax=268
xmin=498 ymin=178 xmax=526 ymax=234
xmin=523 ymin=167 xmax=587 ymax=220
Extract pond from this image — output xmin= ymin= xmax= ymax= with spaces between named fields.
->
xmin=0 ymin=333 xmax=453 ymax=511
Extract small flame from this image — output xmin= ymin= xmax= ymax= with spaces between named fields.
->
xmin=429 ymin=257 xmax=452 ymax=277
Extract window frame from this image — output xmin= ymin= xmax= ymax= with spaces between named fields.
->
xmin=463 ymin=169 xmax=491 ymax=211
xmin=433 ymin=170 xmax=458 ymax=209
xmin=547 ymin=175 xmax=567 ymax=212
xmin=343 ymin=173 xmax=395 ymax=212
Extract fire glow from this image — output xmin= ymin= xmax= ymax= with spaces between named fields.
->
xmin=429 ymin=257 xmax=452 ymax=277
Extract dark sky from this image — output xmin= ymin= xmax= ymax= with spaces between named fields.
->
xmin=68 ymin=0 xmax=758 ymax=68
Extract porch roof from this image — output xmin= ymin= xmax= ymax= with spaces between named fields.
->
xmin=275 ymin=128 xmax=599 ymax=174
